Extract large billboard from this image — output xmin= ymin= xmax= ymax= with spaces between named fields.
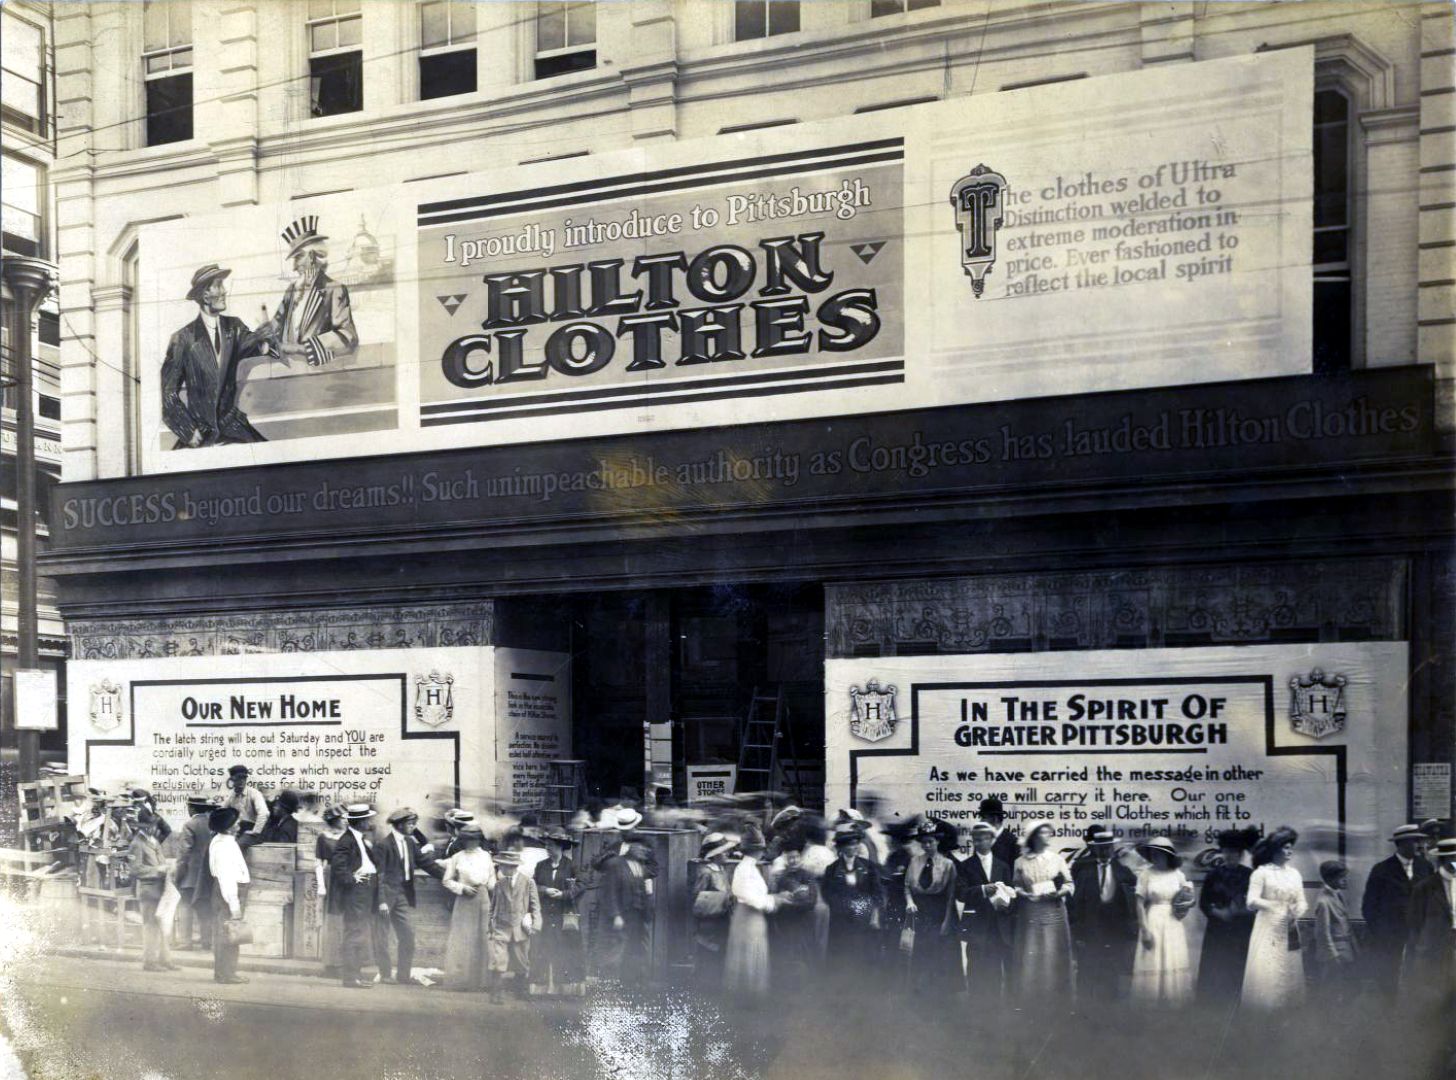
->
xmin=135 ymin=50 xmax=1310 ymax=474
xmin=825 ymin=643 xmax=1408 ymax=912
xmin=67 ymin=647 xmax=571 ymax=823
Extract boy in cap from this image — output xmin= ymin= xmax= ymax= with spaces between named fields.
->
xmin=330 ymin=804 xmax=382 ymax=989
xmin=1311 ymin=860 xmax=1358 ymax=1001
xmin=219 ymin=765 xmax=268 ymax=842
xmin=1362 ymin=823 xmax=1435 ymax=996
xmin=372 ymin=807 xmax=444 ymax=985
xmin=488 ymin=849 xmax=542 ymax=1002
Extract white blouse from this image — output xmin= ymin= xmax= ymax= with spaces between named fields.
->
xmin=731 ymin=856 xmax=778 ymax=914
xmin=443 ymin=848 xmax=496 ymax=895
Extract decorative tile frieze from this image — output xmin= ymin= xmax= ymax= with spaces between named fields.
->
xmin=826 ymin=560 xmax=1406 ymax=658
xmin=68 ymin=602 xmax=494 ymax=661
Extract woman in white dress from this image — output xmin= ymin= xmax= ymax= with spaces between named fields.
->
xmin=1240 ymin=826 xmax=1308 ymax=1009
xmin=1011 ymin=821 xmax=1076 ymax=998
xmin=725 ymin=828 xmax=778 ymax=997
xmin=1130 ymin=836 xmax=1194 ymax=1004
xmin=441 ymin=826 xmax=497 ymax=991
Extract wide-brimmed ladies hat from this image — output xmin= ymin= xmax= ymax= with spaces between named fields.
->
xmin=544 ymin=829 xmax=576 ymax=846
xmin=457 ymin=824 xmax=485 ymax=841
xmin=1137 ymin=836 xmax=1183 ymax=865
xmin=1022 ymin=821 xmax=1056 ymax=845
xmin=700 ymin=832 xmax=736 ymax=860
xmin=344 ymin=804 xmax=376 ymax=822
xmin=832 ymin=824 xmax=863 ymax=847
xmin=208 ymin=806 xmax=240 ymax=833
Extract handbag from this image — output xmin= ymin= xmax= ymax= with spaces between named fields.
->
xmin=899 ymin=924 xmax=916 ymax=953
xmin=221 ymin=918 xmax=254 ymax=947
xmin=562 ymin=911 xmax=581 ymax=934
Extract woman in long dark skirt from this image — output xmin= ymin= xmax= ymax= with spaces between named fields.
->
xmin=904 ymin=821 xmax=961 ymax=993
xmin=821 ymin=826 xmax=886 ymax=978
xmin=1195 ymin=827 xmax=1257 ymax=1002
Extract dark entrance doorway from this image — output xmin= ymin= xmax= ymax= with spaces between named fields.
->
xmin=567 ymin=582 xmax=824 ymax=807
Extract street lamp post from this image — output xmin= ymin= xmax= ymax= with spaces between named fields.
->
xmin=3 ymin=255 xmax=56 ymax=783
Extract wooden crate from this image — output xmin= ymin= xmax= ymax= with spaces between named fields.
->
xmin=243 ymin=843 xmax=296 ymax=888
xmin=240 ymin=896 xmax=292 ymax=958
xmin=291 ymin=869 xmax=323 ymax=961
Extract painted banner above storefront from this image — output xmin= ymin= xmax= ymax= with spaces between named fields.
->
xmin=49 ymin=365 xmax=1434 ymax=554
xmin=825 ymin=642 xmax=1409 ymax=911
xmin=133 ymin=49 xmax=1311 ymax=474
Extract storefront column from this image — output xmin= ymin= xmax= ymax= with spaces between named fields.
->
xmin=643 ymin=591 xmax=672 ymax=798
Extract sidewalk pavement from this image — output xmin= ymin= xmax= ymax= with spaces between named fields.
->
xmin=26 ymin=949 xmax=580 ymax=1018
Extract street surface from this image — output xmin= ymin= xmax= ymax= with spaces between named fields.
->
xmin=3 ymin=950 xmax=1453 ymax=1080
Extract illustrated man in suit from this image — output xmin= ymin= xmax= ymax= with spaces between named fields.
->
xmin=1068 ymin=827 xmax=1139 ymax=999
xmin=160 ymin=264 xmax=275 ymax=448
xmin=258 ymin=216 xmax=358 ymax=368
xmin=957 ymin=820 xmax=1015 ymax=997
xmin=329 ymin=803 xmax=383 ymax=989
xmin=1362 ymin=823 xmax=1435 ymax=996
xmin=372 ymin=807 xmax=444 ymax=986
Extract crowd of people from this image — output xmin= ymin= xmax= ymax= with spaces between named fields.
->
xmin=91 ymin=767 xmax=1456 ymax=1013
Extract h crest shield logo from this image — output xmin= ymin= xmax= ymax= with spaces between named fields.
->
xmin=849 ymin=679 xmax=898 ymax=743
xmin=414 ymin=671 xmax=455 ymax=728
xmin=949 ymin=164 xmax=1008 ymax=298
xmin=1289 ymin=669 xmax=1347 ymax=739
xmin=89 ymin=680 xmax=123 ymax=733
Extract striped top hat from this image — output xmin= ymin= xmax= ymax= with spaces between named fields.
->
xmin=282 ymin=215 xmax=328 ymax=260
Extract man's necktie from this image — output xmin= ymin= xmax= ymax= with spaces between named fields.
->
xmin=1100 ymin=863 xmax=1108 ymax=892
xmin=920 ymin=860 xmax=933 ymax=890
xmin=212 ymin=323 xmax=221 ymax=357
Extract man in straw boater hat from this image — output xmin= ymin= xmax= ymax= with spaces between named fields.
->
xmin=329 ymin=804 xmax=384 ymax=989
xmin=1405 ymin=836 xmax=1456 ymax=1007
xmin=1362 ymin=822 xmax=1436 ymax=996
xmin=160 ymin=263 xmax=275 ymax=448
xmin=372 ymin=807 xmax=445 ymax=986
xmin=1068 ymin=826 xmax=1139 ymax=1000
xmin=257 ymin=215 xmax=358 ymax=368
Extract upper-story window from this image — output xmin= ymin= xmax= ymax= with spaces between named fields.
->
xmin=870 ymin=0 xmax=939 ymax=16
xmin=1312 ymin=87 xmax=1352 ymax=374
xmin=2 ymin=7 xmax=46 ymax=135
xmin=142 ymin=0 xmax=193 ymax=145
xmin=735 ymin=1 xmax=800 ymax=41
xmin=1 ymin=151 xmax=44 ymax=259
xmin=308 ymin=0 xmax=363 ymax=117
xmin=535 ymin=1 xmax=596 ymax=79
xmin=420 ymin=1 xmax=477 ymax=100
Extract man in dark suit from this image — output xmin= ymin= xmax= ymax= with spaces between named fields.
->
xmin=957 ymin=820 xmax=1015 ymax=997
xmin=160 ymin=264 xmax=274 ymax=448
xmin=329 ymin=803 xmax=382 ymax=989
xmin=978 ymin=797 xmax=1020 ymax=870
xmin=1068 ymin=827 xmax=1138 ymax=999
xmin=1362 ymin=823 xmax=1435 ymax=996
xmin=1404 ymin=837 xmax=1456 ymax=1008
xmin=371 ymin=807 xmax=444 ymax=986
xmin=174 ymin=795 xmax=220 ymax=950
